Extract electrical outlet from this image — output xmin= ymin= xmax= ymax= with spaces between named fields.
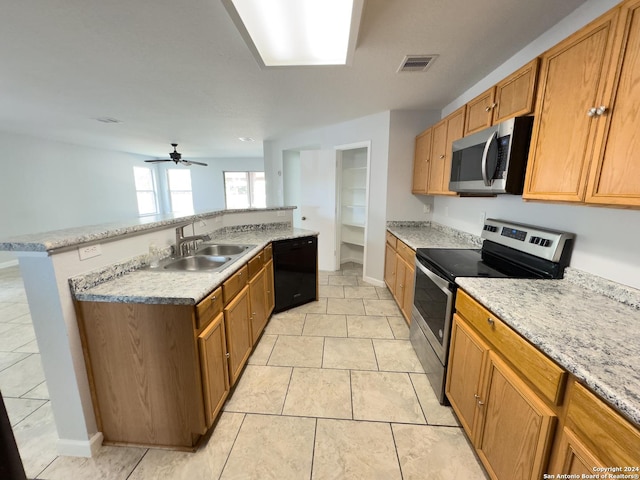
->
xmin=423 ymin=204 xmax=431 ymax=213
xmin=78 ymin=244 xmax=102 ymax=260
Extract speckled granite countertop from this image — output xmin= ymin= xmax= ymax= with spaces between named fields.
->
xmin=0 ymin=207 xmax=295 ymax=253
xmin=386 ymin=221 xmax=482 ymax=249
xmin=456 ymin=275 xmax=640 ymax=429
xmin=72 ymin=227 xmax=316 ymax=305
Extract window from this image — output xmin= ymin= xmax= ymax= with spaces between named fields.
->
xmin=167 ymin=169 xmax=194 ymax=214
xmin=224 ymin=171 xmax=266 ymax=209
xmin=133 ymin=166 xmax=158 ymax=216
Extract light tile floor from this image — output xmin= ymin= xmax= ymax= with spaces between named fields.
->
xmin=0 ymin=263 xmax=487 ymax=479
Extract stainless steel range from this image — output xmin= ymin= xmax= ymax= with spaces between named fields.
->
xmin=410 ymin=219 xmax=575 ymax=404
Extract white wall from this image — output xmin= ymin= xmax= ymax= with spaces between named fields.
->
xmin=264 ymin=112 xmax=393 ymax=282
xmin=0 ymin=131 xmax=145 ymax=265
xmin=387 ymin=110 xmax=440 ymax=220
xmin=433 ymin=196 xmax=640 ymax=289
xmin=264 ymin=110 xmax=438 ymax=282
xmin=154 ymin=157 xmax=264 ymax=213
xmin=0 ymin=131 xmax=264 ymax=266
xmin=282 ymin=150 xmax=302 ymax=226
xmin=436 ymin=0 xmax=640 ymax=289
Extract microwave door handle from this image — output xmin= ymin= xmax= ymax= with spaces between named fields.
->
xmin=481 ymin=131 xmax=499 ymax=187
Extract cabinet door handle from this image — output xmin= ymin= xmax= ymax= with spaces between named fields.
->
xmin=211 ymin=295 xmax=216 ymax=302
xmin=587 ymin=107 xmax=598 ymax=117
xmin=225 ymin=353 xmax=230 ymax=359
xmin=439 ymin=154 xmax=445 ymax=159
xmin=477 ymin=400 xmax=485 ymax=406
xmin=595 ymin=105 xmax=607 ymax=116
xmin=487 ymin=317 xmax=495 ymax=327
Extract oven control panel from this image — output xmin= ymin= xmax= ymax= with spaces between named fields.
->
xmin=482 ymin=219 xmax=575 ymax=262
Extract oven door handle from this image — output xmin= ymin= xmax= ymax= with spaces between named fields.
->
xmin=415 ymin=260 xmax=452 ymax=294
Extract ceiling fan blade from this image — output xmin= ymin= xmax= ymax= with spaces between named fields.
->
xmin=144 ymin=159 xmax=171 ymax=163
xmin=187 ymin=160 xmax=208 ymax=166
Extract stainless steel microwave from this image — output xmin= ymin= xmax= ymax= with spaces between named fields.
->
xmin=449 ymin=116 xmax=534 ymax=195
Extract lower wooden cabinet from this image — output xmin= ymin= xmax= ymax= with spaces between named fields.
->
xmin=448 ymin=289 xmax=640 ymax=479
xmin=198 ymin=312 xmax=230 ymax=428
xmin=249 ymin=267 xmax=268 ymax=343
xmin=384 ymin=232 xmax=415 ymax=324
xmin=446 ymin=315 xmax=488 ymax=435
xmin=549 ymin=381 xmax=640 ymax=475
xmin=75 ymin=243 xmax=279 ymax=449
xmin=475 ymin=351 xmax=556 ymax=480
xmin=384 ymin=240 xmax=397 ymax=293
xmin=265 ymin=258 xmax=275 ymax=316
xmin=224 ymin=285 xmax=252 ymax=386
xmin=75 ymin=302 xmax=209 ymax=448
xmin=447 ymin=315 xmax=556 ymax=480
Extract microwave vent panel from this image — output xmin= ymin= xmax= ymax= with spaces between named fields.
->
xmin=398 ymin=55 xmax=438 ymax=72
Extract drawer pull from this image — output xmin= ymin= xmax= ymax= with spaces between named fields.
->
xmin=211 ymin=295 xmax=216 ymax=302
xmin=487 ymin=317 xmax=495 ymax=327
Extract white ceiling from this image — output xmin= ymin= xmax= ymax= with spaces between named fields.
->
xmin=0 ymin=0 xmax=585 ymax=159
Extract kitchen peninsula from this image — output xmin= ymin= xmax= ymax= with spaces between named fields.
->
xmin=0 ymin=207 xmax=313 ymax=456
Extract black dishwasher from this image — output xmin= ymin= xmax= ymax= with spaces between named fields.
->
xmin=273 ymin=236 xmax=318 ymax=313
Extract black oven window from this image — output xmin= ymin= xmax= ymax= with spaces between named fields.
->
xmin=414 ymin=269 xmax=449 ymax=346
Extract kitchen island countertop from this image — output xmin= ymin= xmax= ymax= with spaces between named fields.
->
xmin=72 ymin=226 xmax=317 ymax=305
xmin=456 ymin=275 xmax=640 ymax=429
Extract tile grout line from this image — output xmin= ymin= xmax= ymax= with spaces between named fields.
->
xmin=124 ymin=447 xmax=150 ymax=480
xmin=308 ymin=418 xmax=318 ymax=480
xmin=349 ymin=369 xmax=355 ymax=421
xmin=279 ymin=366 xmax=295 ymax=415
xmin=408 ymin=373 xmax=429 ymax=425
xmin=389 ymin=422 xmax=406 ymax=480
xmin=217 ymin=412 xmax=248 ymax=480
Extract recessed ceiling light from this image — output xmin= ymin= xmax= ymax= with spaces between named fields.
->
xmin=223 ymin=0 xmax=364 ymax=67
xmin=238 ymin=137 xmax=255 ymax=142
xmin=95 ymin=117 xmax=122 ymax=124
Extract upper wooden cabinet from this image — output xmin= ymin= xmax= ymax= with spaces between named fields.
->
xmin=427 ymin=106 xmax=465 ymax=195
xmin=525 ymin=2 xmax=640 ymax=208
xmin=464 ymin=59 xmax=539 ymax=136
xmin=585 ymin=0 xmax=640 ymax=206
xmin=412 ymin=128 xmax=432 ymax=194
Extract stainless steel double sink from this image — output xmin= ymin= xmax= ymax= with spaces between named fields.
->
xmin=150 ymin=243 xmax=256 ymax=272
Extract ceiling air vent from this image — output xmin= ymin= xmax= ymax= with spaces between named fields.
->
xmin=398 ymin=55 xmax=438 ymax=73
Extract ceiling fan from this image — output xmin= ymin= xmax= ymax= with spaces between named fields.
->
xmin=144 ymin=144 xmax=208 ymax=166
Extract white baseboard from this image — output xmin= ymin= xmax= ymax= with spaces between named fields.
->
xmin=0 ymin=259 xmax=18 ymax=269
xmin=362 ymin=275 xmax=385 ymax=288
xmin=56 ymin=431 xmax=103 ymax=457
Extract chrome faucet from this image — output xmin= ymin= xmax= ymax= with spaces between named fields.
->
xmin=175 ymin=224 xmax=210 ymax=257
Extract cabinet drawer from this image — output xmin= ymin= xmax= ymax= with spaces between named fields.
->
xmin=386 ymin=232 xmax=397 ymax=249
xmin=223 ymin=265 xmax=248 ymax=304
xmin=196 ymin=287 xmax=223 ymax=330
xmin=396 ymin=240 xmax=415 ymax=265
xmin=263 ymin=244 xmax=272 ymax=262
xmin=456 ymin=289 xmax=566 ymax=405
xmin=565 ymin=382 xmax=640 ymax=468
xmin=248 ymin=252 xmax=264 ymax=279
